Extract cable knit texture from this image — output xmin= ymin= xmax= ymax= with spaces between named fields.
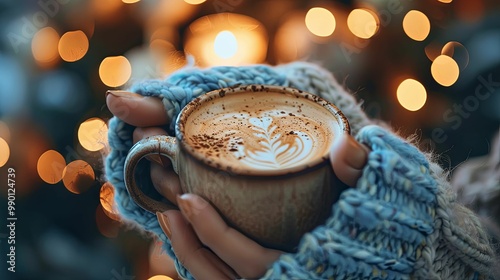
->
xmin=104 ymin=62 xmax=495 ymax=279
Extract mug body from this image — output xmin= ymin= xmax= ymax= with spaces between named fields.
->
xmin=171 ymin=85 xmax=350 ymax=252
xmin=176 ymin=147 xmax=344 ymax=252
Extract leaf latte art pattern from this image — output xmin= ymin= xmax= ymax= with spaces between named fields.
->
xmin=231 ymin=117 xmax=314 ymax=169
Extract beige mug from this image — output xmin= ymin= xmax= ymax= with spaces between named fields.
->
xmin=124 ymin=84 xmax=350 ymax=252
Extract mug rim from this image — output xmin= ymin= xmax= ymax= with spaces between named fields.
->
xmin=175 ymin=84 xmax=350 ymax=176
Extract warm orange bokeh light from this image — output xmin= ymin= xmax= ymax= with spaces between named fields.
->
xmin=403 ymin=10 xmax=431 ymax=41
xmin=184 ymin=13 xmax=267 ymax=67
xmin=99 ymin=56 xmax=132 ymax=87
xmin=62 ymin=160 xmax=95 ymax=194
xmin=438 ymin=0 xmax=452 ymax=3
xmin=431 ymin=55 xmax=460 ymax=87
xmin=122 ymin=0 xmax=140 ymax=3
xmin=305 ymin=7 xmax=336 ymax=37
xmin=58 ymin=30 xmax=89 ymax=62
xmin=100 ymin=182 xmax=121 ymax=221
xmin=148 ymin=276 xmax=174 ymax=280
xmin=397 ymin=79 xmax=427 ymax=111
xmin=0 ymin=137 xmax=9 ymax=168
xmin=32 ymin=27 xmax=60 ymax=64
xmin=183 ymin=0 xmax=206 ymax=4
xmin=78 ymin=118 xmax=108 ymax=152
xmin=37 ymin=150 xmax=66 ymax=184
xmin=347 ymin=9 xmax=379 ymax=39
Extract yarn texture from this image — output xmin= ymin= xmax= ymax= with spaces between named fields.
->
xmin=104 ymin=62 xmax=495 ymax=279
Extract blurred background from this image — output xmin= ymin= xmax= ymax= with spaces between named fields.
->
xmin=0 ymin=0 xmax=499 ymax=279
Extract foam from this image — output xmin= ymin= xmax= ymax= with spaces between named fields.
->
xmin=184 ymin=91 xmax=339 ymax=171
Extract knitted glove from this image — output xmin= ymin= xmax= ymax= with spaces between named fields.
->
xmin=104 ymin=62 xmax=495 ymax=279
xmin=262 ymin=125 xmax=495 ymax=279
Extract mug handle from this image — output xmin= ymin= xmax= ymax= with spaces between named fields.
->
xmin=124 ymin=135 xmax=179 ymax=213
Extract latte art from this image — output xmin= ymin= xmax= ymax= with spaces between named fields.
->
xmin=184 ymin=91 xmax=339 ymax=171
xmin=229 ymin=116 xmax=314 ymax=169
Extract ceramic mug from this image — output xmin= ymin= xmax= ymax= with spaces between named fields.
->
xmin=124 ymin=84 xmax=350 ymax=252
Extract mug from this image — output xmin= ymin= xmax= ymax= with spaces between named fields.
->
xmin=124 ymin=84 xmax=350 ymax=252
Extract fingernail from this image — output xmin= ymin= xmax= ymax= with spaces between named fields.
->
xmin=106 ymin=90 xmax=143 ymax=99
xmin=176 ymin=195 xmax=193 ymax=221
xmin=345 ymin=135 xmax=369 ymax=170
xmin=176 ymin=194 xmax=210 ymax=221
xmin=156 ymin=211 xmax=172 ymax=239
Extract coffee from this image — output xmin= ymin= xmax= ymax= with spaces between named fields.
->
xmin=184 ymin=91 xmax=339 ymax=171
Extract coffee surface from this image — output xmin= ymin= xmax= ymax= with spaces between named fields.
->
xmin=184 ymin=91 xmax=339 ymax=171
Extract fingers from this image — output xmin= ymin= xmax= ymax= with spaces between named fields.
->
xmin=330 ymin=134 xmax=370 ymax=187
xmin=151 ymin=163 xmax=182 ymax=205
xmin=176 ymin=194 xmax=282 ymax=279
xmin=133 ymin=127 xmax=182 ymax=203
xmin=157 ymin=211 xmax=238 ymax=280
xmin=132 ymin=127 xmax=168 ymax=144
xmin=106 ymin=90 xmax=169 ymax=127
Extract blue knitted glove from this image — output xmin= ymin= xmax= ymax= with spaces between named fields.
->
xmin=262 ymin=125 xmax=494 ymax=279
xmin=105 ymin=62 xmax=495 ymax=280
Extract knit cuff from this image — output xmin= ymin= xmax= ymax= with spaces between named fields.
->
xmin=262 ymin=125 xmax=494 ymax=280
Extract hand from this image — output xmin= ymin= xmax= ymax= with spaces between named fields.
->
xmin=106 ymin=90 xmax=370 ymax=279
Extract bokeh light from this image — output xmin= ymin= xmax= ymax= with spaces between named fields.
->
xmin=397 ymin=79 xmax=427 ymax=111
xmin=184 ymin=0 xmax=206 ymax=4
xmin=148 ymin=276 xmax=174 ymax=280
xmin=32 ymin=27 xmax=60 ymax=65
xmin=122 ymin=0 xmax=140 ymax=3
xmin=347 ymin=9 xmax=379 ymax=39
xmin=37 ymin=150 xmax=66 ymax=184
xmin=100 ymin=182 xmax=121 ymax=221
xmin=214 ymin=30 xmax=238 ymax=59
xmin=438 ymin=0 xmax=453 ymax=3
xmin=184 ymin=13 xmax=267 ymax=66
xmin=58 ymin=30 xmax=89 ymax=62
xmin=431 ymin=55 xmax=460 ymax=87
xmin=402 ymin=10 xmax=431 ymax=41
xmin=78 ymin=118 xmax=108 ymax=152
xmin=305 ymin=7 xmax=336 ymax=37
xmin=99 ymin=56 xmax=132 ymax=87
xmin=62 ymin=160 xmax=95 ymax=194
xmin=441 ymin=41 xmax=469 ymax=70
xmin=0 ymin=137 xmax=9 ymax=167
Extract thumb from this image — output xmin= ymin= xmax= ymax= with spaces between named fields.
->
xmin=330 ymin=134 xmax=370 ymax=187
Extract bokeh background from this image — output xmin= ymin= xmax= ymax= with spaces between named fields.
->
xmin=0 ymin=0 xmax=499 ymax=279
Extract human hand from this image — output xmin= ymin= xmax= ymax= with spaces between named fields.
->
xmin=106 ymin=90 xmax=370 ymax=279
